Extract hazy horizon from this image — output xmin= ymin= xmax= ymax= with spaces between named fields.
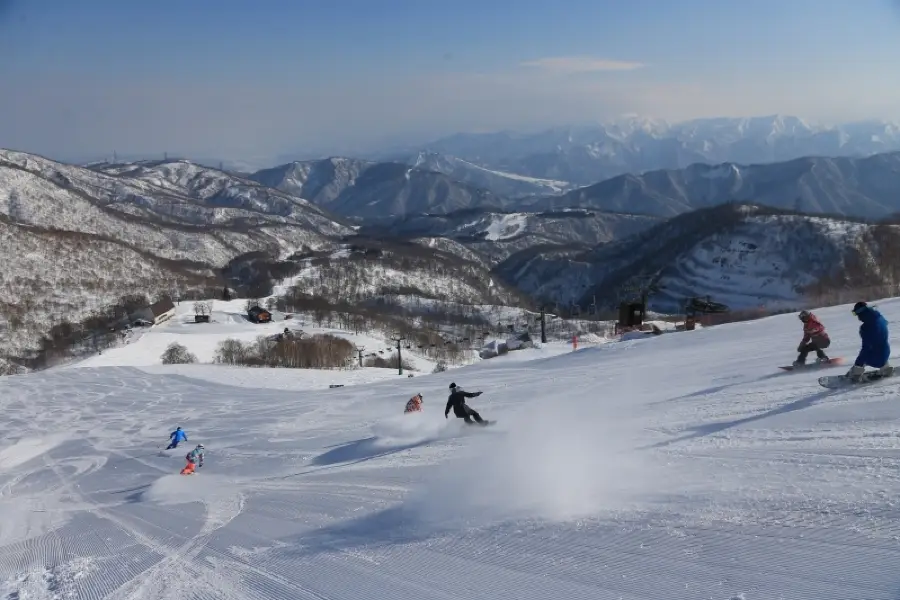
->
xmin=4 ymin=0 xmax=900 ymax=164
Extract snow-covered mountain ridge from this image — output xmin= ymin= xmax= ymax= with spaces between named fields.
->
xmin=6 ymin=143 xmax=900 ymax=371
xmin=497 ymin=204 xmax=900 ymax=312
xmin=249 ymin=157 xmax=512 ymax=219
xmin=407 ymin=151 xmax=574 ymax=198
xmin=253 ymin=145 xmax=900 ymax=225
xmin=394 ymin=114 xmax=900 ymax=186
xmin=86 ymin=156 xmax=351 ymax=233
xmin=359 ymin=208 xmax=661 ymax=265
xmin=275 ymin=237 xmax=531 ymax=310
xmin=0 ymin=150 xmax=358 ymax=365
xmin=534 ymin=151 xmax=900 ymax=220
xmin=0 ymin=150 xmax=544 ymax=368
xmin=2 ymin=150 xmax=353 ymax=264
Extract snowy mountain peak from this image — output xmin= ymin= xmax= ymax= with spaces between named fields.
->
xmin=500 ymin=202 xmax=899 ymax=312
xmin=402 ymin=115 xmax=900 ymax=187
xmin=601 ymin=114 xmax=671 ymax=138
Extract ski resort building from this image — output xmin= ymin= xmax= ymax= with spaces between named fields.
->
xmin=129 ymin=298 xmax=177 ymax=326
xmin=247 ymin=306 xmax=272 ymax=323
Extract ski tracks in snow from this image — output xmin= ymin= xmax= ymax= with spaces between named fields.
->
xmin=0 ymin=367 xmax=431 ymax=600
xmin=4 ymin=298 xmax=900 ymax=600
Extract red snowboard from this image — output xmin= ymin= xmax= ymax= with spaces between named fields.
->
xmin=779 ymin=357 xmax=844 ymax=371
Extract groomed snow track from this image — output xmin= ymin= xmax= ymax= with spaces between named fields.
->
xmin=2 ymin=298 xmax=900 ymax=598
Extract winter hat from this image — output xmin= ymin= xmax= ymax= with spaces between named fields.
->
xmin=852 ymin=302 xmax=868 ymax=315
xmin=449 ymin=382 xmax=456 ymax=389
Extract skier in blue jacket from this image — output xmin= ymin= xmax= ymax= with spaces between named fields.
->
xmin=846 ymin=302 xmax=893 ymax=382
xmin=166 ymin=426 xmax=188 ymax=450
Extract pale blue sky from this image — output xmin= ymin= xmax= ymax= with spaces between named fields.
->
xmin=2 ymin=0 xmax=899 ymax=163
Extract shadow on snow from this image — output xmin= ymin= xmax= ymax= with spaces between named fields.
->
xmin=647 ymin=388 xmax=843 ymax=449
xmin=310 ymin=436 xmax=430 ymax=467
xmin=280 ymin=504 xmax=457 ymax=559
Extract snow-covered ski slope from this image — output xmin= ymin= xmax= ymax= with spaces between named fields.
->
xmin=66 ymin=298 xmax=446 ymax=376
xmin=3 ymin=298 xmax=900 ymax=598
xmin=63 ymin=298 xmax=579 ymax=382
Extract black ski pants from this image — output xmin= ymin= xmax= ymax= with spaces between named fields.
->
xmin=455 ymin=405 xmax=485 ymax=424
xmin=798 ymin=339 xmax=829 ymax=362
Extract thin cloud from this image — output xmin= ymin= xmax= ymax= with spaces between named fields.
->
xmin=520 ymin=56 xmax=645 ymax=73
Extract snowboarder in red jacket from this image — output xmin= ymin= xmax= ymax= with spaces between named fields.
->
xmin=404 ymin=393 xmax=424 ymax=413
xmin=794 ymin=310 xmax=831 ymax=367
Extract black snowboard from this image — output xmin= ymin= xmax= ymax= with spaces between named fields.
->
xmin=818 ymin=370 xmax=894 ymax=389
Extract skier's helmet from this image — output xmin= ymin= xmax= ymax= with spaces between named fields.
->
xmin=798 ymin=310 xmax=811 ymax=322
xmin=196 ymin=443 xmax=204 ymax=449
xmin=852 ymin=301 xmax=868 ymax=316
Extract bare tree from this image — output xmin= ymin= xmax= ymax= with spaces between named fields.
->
xmin=161 ymin=342 xmax=198 ymax=364
xmin=214 ymin=338 xmax=251 ymax=365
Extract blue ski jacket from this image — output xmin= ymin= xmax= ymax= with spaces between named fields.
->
xmin=854 ymin=307 xmax=891 ymax=368
xmin=170 ymin=428 xmax=188 ymax=443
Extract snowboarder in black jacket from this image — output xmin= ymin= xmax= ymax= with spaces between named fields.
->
xmin=445 ymin=382 xmax=487 ymax=425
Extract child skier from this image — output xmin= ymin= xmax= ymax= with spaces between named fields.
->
xmin=404 ymin=393 xmax=424 ymax=413
xmin=166 ymin=426 xmax=188 ymax=450
xmin=180 ymin=444 xmax=204 ymax=475
xmin=846 ymin=302 xmax=893 ymax=382
xmin=794 ymin=310 xmax=831 ymax=366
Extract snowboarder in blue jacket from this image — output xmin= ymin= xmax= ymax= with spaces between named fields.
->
xmin=846 ymin=302 xmax=893 ymax=382
xmin=166 ymin=426 xmax=188 ymax=450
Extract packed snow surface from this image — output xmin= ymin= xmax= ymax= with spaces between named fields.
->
xmin=2 ymin=298 xmax=900 ymax=598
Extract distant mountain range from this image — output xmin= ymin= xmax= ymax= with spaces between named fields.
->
xmin=384 ymin=115 xmax=900 ymax=187
xmin=6 ymin=113 xmax=900 ymax=364
xmin=529 ymin=152 xmax=900 ymax=220
xmin=249 ymin=157 xmax=511 ymax=220
xmin=248 ymin=147 xmax=900 ymax=223
xmin=0 ymin=152 xmax=503 ymax=359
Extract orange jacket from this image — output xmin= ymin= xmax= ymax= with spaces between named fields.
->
xmin=404 ymin=394 xmax=423 ymax=413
